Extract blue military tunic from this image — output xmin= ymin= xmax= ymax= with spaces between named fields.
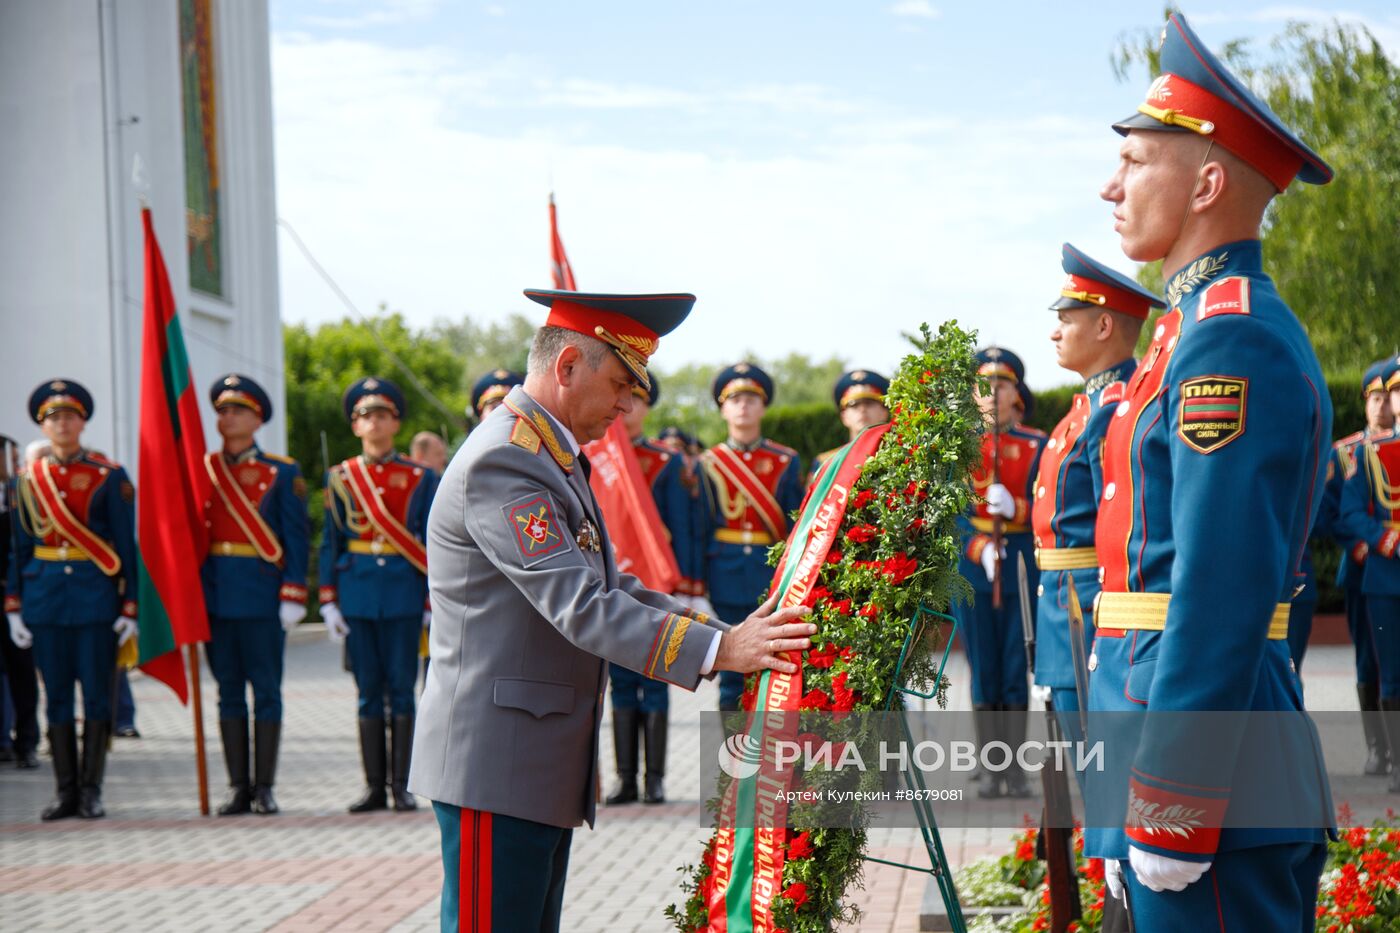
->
xmin=1086 ymin=240 xmax=1332 ymax=863
xmin=609 ymin=437 xmax=703 ymax=713
xmin=202 ymin=445 xmax=311 ymax=721
xmin=1031 ymin=361 xmax=1136 ymax=697
xmin=321 ymin=453 xmax=438 ymax=717
xmin=1317 ymin=431 xmax=1378 ymax=683
xmin=954 ymin=424 xmax=1045 ymax=706
xmin=6 ymin=452 xmax=137 ymax=724
xmin=1338 ymin=431 xmax=1400 ymax=697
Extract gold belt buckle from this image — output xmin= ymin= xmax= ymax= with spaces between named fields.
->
xmin=58 ymin=544 xmax=69 ymax=560
xmin=371 ymin=537 xmax=385 ymax=555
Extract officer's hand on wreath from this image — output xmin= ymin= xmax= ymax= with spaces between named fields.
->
xmin=1104 ymin=859 xmax=1125 ymax=902
xmin=112 ymin=615 xmax=138 ymax=646
xmin=985 ymin=483 xmax=1016 ymax=519
xmin=1128 ymin=847 xmax=1211 ymax=893
xmin=713 ymin=591 xmax=817 ymax=675
xmin=279 ymin=601 xmax=308 ymax=631
xmin=6 ymin=613 xmax=33 ymax=650
xmin=321 ymin=603 xmax=349 ymax=643
xmin=980 ymin=541 xmax=1007 ymax=583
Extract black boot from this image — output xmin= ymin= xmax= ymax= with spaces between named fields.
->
xmin=1002 ymin=704 xmax=1033 ymax=798
xmin=40 ymin=723 xmax=79 ymax=821
xmin=605 ymin=708 xmax=640 ymax=805
xmin=1361 ymin=683 xmax=1390 ymax=776
xmin=78 ymin=721 xmax=111 ymax=819
xmin=973 ymin=704 xmax=1002 ymax=799
xmin=252 ymin=721 xmax=281 ymax=815
xmin=1382 ymin=699 xmax=1400 ymax=794
xmin=389 ymin=715 xmax=417 ymax=812
xmin=348 ymin=718 xmax=388 ymax=812
xmin=643 ymin=710 xmax=668 ymax=804
xmin=217 ymin=718 xmax=252 ymax=816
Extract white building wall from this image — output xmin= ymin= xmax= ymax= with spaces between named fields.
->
xmin=0 ymin=0 xmax=284 ymax=467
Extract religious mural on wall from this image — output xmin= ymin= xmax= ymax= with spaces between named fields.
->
xmin=180 ymin=0 xmax=224 ymax=297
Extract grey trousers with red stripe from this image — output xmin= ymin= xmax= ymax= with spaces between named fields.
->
xmin=433 ymin=802 xmax=573 ymax=933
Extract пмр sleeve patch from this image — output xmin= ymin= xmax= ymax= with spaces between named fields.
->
xmin=1177 ymin=376 xmax=1247 ymax=454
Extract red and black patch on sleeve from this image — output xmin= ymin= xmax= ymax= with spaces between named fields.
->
xmin=1178 ymin=375 xmax=1247 ymax=454
xmin=504 ymin=494 xmax=568 ymax=565
xmin=1197 ymin=276 xmax=1251 ymax=321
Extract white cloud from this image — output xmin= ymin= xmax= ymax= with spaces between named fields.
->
xmin=889 ymin=1 xmax=941 ymax=20
xmin=270 ymin=33 xmax=1131 ymax=389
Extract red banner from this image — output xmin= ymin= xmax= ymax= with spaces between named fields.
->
xmin=582 ymin=420 xmax=680 ymax=592
xmin=549 ymin=193 xmax=578 ymax=290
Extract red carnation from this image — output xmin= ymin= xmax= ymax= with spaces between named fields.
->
xmin=852 ymin=489 xmax=876 ymax=509
xmin=806 ymin=643 xmax=838 ymax=669
xmin=810 ymin=584 xmax=831 ymax=605
xmin=782 ymin=882 xmax=810 ymax=910
xmin=839 ymin=646 xmax=855 ymax=661
xmin=799 ymin=688 xmax=832 ymax=711
xmin=828 ymin=598 xmax=853 ymax=616
xmin=859 ymin=604 xmax=881 ymax=619
xmin=831 ymin=671 xmax=858 ymax=711
xmin=846 ymin=524 xmax=878 ymax=544
xmin=883 ymin=551 xmax=919 ymax=585
xmin=826 ymin=550 xmax=843 ymax=564
xmin=787 ymin=830 xmax=815 ymax=860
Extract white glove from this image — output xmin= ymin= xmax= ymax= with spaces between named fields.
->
xmin=113 ymin=615 xmax=138 ymax=646
xmin=979 ymin=541 xmax=1007 ymax=583
xmin=1105 ymin=858 xmax=1125 ymax=902
xmin=279 ymin=601 xmax=307 ymax=631
xmin=1031 ymin=684 xmax=1053 ymax=705
xmin=321 ymin=602 xmax=349 ymax=643
xmin=7 ymin=612 xmax=33 ymax=650
xmin=422 ymin=609 xmax=432 ymax=629
xmin=1129 ymin=847 xmax=1211 ymax=893
xmin=984 ymin=483 xmax=1016 ymax=519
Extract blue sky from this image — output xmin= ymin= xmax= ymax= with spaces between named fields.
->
xmin=269 ymin=1 xmax=1399 ymax=388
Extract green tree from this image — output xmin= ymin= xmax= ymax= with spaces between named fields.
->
xmin=1114 ymin=13 xmax=1400 ymax=372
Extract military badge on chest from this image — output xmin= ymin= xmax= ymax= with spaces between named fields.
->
xmin=575 ymin=518 xmax=602 ymax=553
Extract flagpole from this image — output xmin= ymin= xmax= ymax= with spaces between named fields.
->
xmin=187 ymin=644 xmax=210 ymax=815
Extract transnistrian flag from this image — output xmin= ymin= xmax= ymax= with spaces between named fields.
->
xmin=136 ymin=206 xmax=211 ymax=702
xmin=549 ymin=192 xmax=578 ymax=290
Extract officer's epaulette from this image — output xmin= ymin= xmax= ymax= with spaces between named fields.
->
xmin=1196 ymin=276 xmax=1252 ymax=321
xmin=84 ymin=450 xmax=117 ymax=467
xmin=1334 ymin=430 xmax=1365 ymax=452
xmin=1100 ymin=381 xmax=1128 ymax=405
xmin=506 ymin=409 xmax=574 ymax=472
xmin=760 ymin=438 xmax=798 ymax=457
xmin=263 ymin=451 xmax=297 ymax=465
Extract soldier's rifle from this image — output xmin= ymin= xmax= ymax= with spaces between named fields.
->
xmin=990 ymin=407 xmax=1004 ymax=610
xmin=1020 ymin=556 xmax=1079 ymax=933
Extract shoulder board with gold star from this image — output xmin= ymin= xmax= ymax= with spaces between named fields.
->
xmin=264 ymin=452 xmax=297 ymax=465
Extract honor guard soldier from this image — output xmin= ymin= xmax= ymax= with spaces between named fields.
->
xmin=809 ymin=370 xmax=891 ymax=485
xmin=702 ymin=363 xmax=804 ymax=711
xmin=5 ymin=380 xmax=138 ymax=820
xmin=409 ymin=290 xmax=813 ymax=932
xmin=471 ymin=368 xmax=524 ymax=421
xmin=1088 ymin=13 xmax=1335 ymax=924
xmin=320 ymin=377 xmax=438 ymax=813
xmin=956 ymin=348 xmax=1045 ymax=798
xmin=1033 ymin=246 xmax=1160 ymax=740
xmin=605 ymin=371 xmax=707 ymax=806
xmin=0 ymin=434 xmax=40 ymax=770
xmin=202 ymin=375 xmax=311 ymax=816
xmin=1318 ymin=360 xmax=1393 ymax=776
xmin=1340 ymin=359 xmax=1400 ymax=793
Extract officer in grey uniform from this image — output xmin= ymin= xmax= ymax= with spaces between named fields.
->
xmin=409 ymin=289 xmax=816 ymax=933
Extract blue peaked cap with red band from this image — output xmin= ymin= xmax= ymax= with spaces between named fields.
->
xmin=471 ymin=369 xmax=524 ymax=415
xmin=1363 ymin=359 xmax=1390 ymax=395
xmin=342 ymin=376 xmax=406 ymax=422
xmin=1053 ymin=243 xmax=1166 ymax=320
xmin=210 ymin=373 xmax=274 ymax=423
xmin=1113 ymin=13 xmax=1332 ymax=189
xmin=975 ymin=347 xmax=1025 ymax=385
xmin=29 ymin=379 xmax=94 ymax=424
xmin=713 ymin=362 xmax=775 ymax=406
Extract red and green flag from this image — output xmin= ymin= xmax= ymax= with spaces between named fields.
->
xmin=549 ymin=192 xmax=578 ymax=290
xmin=136 ymin=207 xmax=211 ymax=702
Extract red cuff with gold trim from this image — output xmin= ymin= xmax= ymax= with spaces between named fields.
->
xmin=1379 ymin=529 xmax=1400 ymax=559
xmin=318 ymin=586 xmax=337 ymax=605
xmin=4 ymin=594 xmax=19 ymax=613
xmin=1353 ymin=541 xmax=1370 ymax=564
xmin=1125 ymin=770 xmax=1228 ymax=857
xmin=966 ymin=534 xmax=992 ymax=563
xmin=280 ymin=583 xmax=308 ymax=604
xmin=1013 ymin=499 xmax=1029 ymax=525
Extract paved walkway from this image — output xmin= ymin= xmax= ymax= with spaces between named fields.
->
xmin=0 ymin=630 xmax=1368 ymax=931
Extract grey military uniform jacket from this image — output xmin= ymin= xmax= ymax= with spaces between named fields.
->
xmin=409 ymin=386 xmax=726 ymax=828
